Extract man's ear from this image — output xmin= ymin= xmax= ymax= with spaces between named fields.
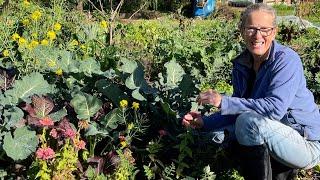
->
xmin=272 ymin=27 xmax=278 ymax=39
xmin=274 ymin=27 xmax=278 ymax=35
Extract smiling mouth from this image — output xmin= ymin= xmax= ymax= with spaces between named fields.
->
xmin=252 ymin=41 xmax=264 ymax=48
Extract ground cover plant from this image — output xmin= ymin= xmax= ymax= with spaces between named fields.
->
xmin=0 ymin=0 xmax=320 ymax=179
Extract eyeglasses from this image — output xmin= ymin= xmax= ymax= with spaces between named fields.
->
xmin=244 ymin=27 xmax=275 ymax=37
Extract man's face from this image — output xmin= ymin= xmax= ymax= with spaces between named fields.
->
xmin=241 ymin=10 xmax=277 ymax=60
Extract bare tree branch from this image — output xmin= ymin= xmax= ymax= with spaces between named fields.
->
xmin=87 ymin=0 xmax=105 ymax=15
xmin=129 ymin=2 xmax=148 ymax=19
xmin=110 ymin=0 xmax=124 ymax=20
xmin=109 ymin=0 xmax=124 ymax=45
xmin=98 ymin=0 xmax=105 ymax=14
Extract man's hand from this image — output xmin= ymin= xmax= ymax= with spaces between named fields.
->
xmin=182 ymin=112 xmax=204 ymax=129
xmin=197 ymin=89 xmax=222 ymax=108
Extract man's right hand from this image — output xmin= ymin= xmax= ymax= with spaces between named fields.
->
xmin=182 ymin=111 xmax=204 ymax=129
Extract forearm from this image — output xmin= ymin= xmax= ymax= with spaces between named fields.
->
xmin=202 ymin=111 xmax=237 ymax=131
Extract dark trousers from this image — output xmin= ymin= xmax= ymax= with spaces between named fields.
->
xmin=229 ymin=142 xmax=297 ymax=180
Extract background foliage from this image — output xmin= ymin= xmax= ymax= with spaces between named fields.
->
xmin=0 ymin=0 xmax=319 ymax=179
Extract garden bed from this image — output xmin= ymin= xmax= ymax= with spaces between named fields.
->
xmin=0 ymin=0 xmax=320 ymax=179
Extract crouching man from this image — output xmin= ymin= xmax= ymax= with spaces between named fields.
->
xmin=183 ymin=3 xmax=320 ymax=180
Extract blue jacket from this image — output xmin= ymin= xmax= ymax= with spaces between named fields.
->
xmin=203 ymin=41 xmax=320 ymax=141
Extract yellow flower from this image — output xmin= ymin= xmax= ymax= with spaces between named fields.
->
xmin=29 ymin=40 xmax=39 ymax=49
xmin=18 ymin=37 xmax=27 ymax=46
xmin=3 ymin=50 xmax=10 ymax=57
xmin=53 ymin=23 xmax=61 ymax=31
xmin=12 ymin=33 xmax=20 ymax=41
xmin=22 ymin=19 xmax=30 ymax=26
xmin=70 ymin=40 xmax=79 ymax=46
xmin=47 ymin=59 xmax=56 ymax=67
xmin=41 ymin=39 xmax=49 ymax=46
xmin=80 ymin=45 xmax=86 ymax=50
xmin=100 ymin=20 xmax=108 ymax=28
xmin=120 ymin=141 xmax=127 ymax=149
xmin=47 ymin=30 xmax=56 ymax=40
xmin=55 ymin=68 xmax=63 ymax=76
xmin=23 ymin=0 xmax=30 ymax=6
xmin=120 ymin=99 xmax=128 ymax=109
xmin=132 ymin=102 xmax=139 ymax=110
xmin=127 ymin=123 xmax=134 ymax=130
xmin=31 ymin=10 xmax=42 ymax=21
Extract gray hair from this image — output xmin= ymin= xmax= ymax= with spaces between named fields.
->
xmin=239 ymin=3 xmax=277 ymax=31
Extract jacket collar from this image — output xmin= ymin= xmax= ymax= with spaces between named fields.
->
xmin=233 ymin=40 xmax=277 ymax=69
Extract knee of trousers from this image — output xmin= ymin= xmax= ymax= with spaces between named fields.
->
xmin=235 ymin=111 xmax=263 ymax=145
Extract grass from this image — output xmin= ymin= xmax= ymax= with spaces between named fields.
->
xmin=273 ymin=3 xmax=295 ymax=16
xmin=273 ymin=2 xmax=320 ymax=26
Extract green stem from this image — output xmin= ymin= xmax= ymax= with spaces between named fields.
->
xmin=0 ymin=150 xmax=6 ymax=160
xmin=122 ymin=108 xmax=127 ymax=125
xmin=99 ymin=136 xmax=113 ymax=156
xmin=89 ymin=136 xmax=97 ymax=157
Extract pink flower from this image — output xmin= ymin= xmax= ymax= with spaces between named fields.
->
xmin=74 ymin=139 xmax=86 ymax=150
xmin=49 ymin=129 xmax=58 ymax=139
xmin=63 ymin=128 xmax=76 ymax=139
xmin=158 ymin=129 xmax=168 ymax=137
xmin=39 ymin=117 xmax=54 ymax=126
xmin=36 ymin=147 xmax=55 ymax=160
xmin=119 ymin=135 xmax=126 ymax=142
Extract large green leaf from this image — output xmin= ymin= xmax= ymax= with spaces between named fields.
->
xmin=4 ymin=72 xmax=55 ymax=105
xmin=70 ymin=93 xmax=102 ymax=120
xmin=132 ymin=89 xmax=146 ymax=101
xmin=122 ymin=61 xmax=154 ymax=101
xmin=50 ymin=107 xmax=67 ymax=122
xmin=33 ymin=46 xmax=59 ymax=69
xmin=125 ymin=73 xmax=138 ymax=90
xmin=82 ymin=23 xmax=99 ymax=41
xmin=3 ymin=107 xmax=24 ymax=129
xmin=59 ymin=50 xmax=79 ymax=73
xmin=164 ymin=59 xmax=185 ymax=89
xmin=78 ymin=57 xmax=103 ymax=77
xmin=96 ymin=79 xmax=129 ymax=107
xmin=85 ymin=122 xmax=109 ymax=137
xmin=119 ymin=59 xmax=138 ymax=73
xmin=3 ymin=127 xmax=39 ymax=161
xmin=102 ymin=69 xmax=117 ymax=79
xmin=125 ymin=64 xmax=148 ymax=90
xmin=101 ymin=108 xmax=124 ymax=129
xmin=0 ymin=95 xmax=6 ymax=107
xmin=160 ymin=101 xmax=177 ymax=118
xmin=179 ymin=74 xmax=197 ymax=97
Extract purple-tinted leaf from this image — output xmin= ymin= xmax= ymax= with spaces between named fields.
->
xmin=87 ymin=156 xmax=106 ymax=174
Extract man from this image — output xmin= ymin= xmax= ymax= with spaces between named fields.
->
xmin=183 ymin=3 xmax=320 ymax=180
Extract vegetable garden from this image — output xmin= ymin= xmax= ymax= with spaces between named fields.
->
xmin=0 ymin=0 xmax=319 ymax=179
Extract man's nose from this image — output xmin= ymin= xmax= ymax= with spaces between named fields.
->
xmin=253 ymin=29 xmax=263 ymax=38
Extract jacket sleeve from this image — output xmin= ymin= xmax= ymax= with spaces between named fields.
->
xmin=221 ymin=51 xmax=302 ymax=120
xmin=202 ymin=111 xmax=237 ymax=131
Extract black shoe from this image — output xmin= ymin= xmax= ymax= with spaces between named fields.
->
xmin=238 ymin=144 xmax=272 ymax=180
xmin=271 ymin=157 xmax=298 ymax=180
